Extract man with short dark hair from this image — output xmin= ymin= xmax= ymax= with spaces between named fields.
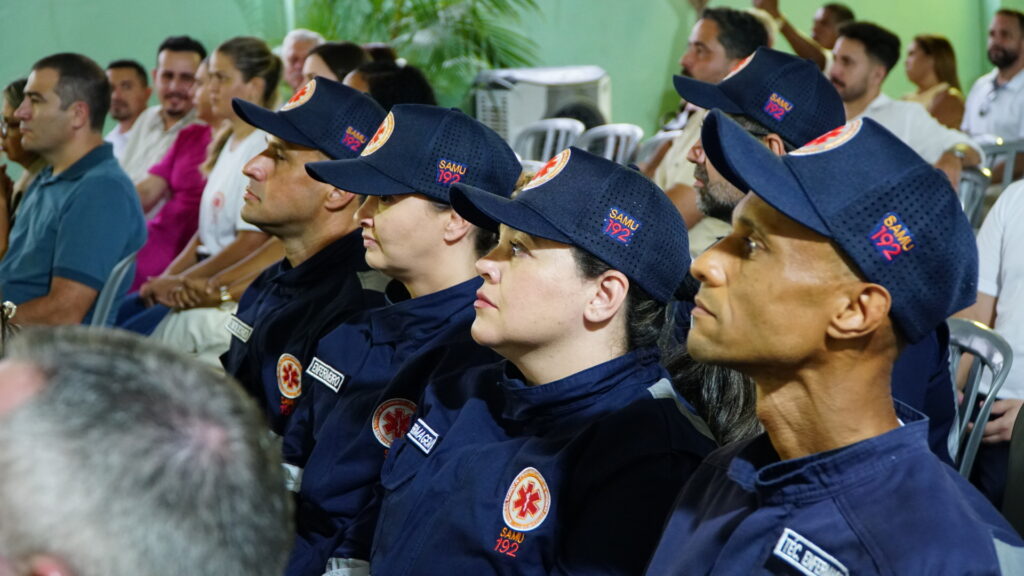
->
xmin=646 ymin=6 xmax=768 ymax=254
xmin=676 ymin=46 xmax=959 ymax=464
xmin=0 ymin=52 xmax=145 ymax=325
xmin=104 ymin=59 xmax=151 ymax=160
xmin=0 ymin=326 xmax=293 ymax=576
xmin=646 ymin=109 xmax=1024 ymax=575
xmin=831 ymin=21 xmax=981 ymax=186
xmin=752 ymin=0 xmax=854 ymax=71
xmin=119 ymin=35 xmax=205 ymax=183
xmin=963 ymin=9 xmax=1024 ymax=140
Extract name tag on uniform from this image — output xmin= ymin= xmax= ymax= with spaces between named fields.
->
xmin=407 ymin=419 xmax=439 ymax=454
xmin=773 ymin=528 xmax=848 ymax=576
xmin=307 ymin=357 xmax=345 ymax=392
xmin=224 ymin=315 xmax=253 ymax=343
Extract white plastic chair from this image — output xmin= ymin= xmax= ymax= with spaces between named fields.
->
xmin=513 ymin=118 xmax=585 ymax=162
xmin=90 ymin=251 xmax=139 ymax=327
xmin=981 ymin=137 xmax=1024 ymax=190
xmin=573 ymin=123 xmax=645 ymax=164
xmin=634 ymin=129 xmax=682 ymax=165
xmin=947 ymin=318 xmax=1014 ymax=478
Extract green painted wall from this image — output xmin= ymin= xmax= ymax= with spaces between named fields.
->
xmin=3 ymin=1 xmax=1024 ymax=137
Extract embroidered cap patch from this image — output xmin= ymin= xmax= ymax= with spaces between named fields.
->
xmin=361 ymin=112 xmax=395 ymax=157
xmin=763 ymin=92 xmax=794 ymax=121
xmin=522 ymin=149 xmax=571 ymax=191
xmin=502 ymin=467 xmax=551 ymax=532
xmin=868 ymin=211 xmax=916 ymax=262
xmin=436 ymin=158 xmax=467 ymax=186
xmin=281 ymin=79 xmax=316 ymax=111
xmin=603 ymin=206 xmax=640 ymax=245
xmin=341 ymin=126 xmax=368 ymax=152
xmin=789 ymin=119 xmax=862 ymax=156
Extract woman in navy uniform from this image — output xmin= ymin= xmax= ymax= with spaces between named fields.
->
xmin=367 ymin=148 xmax=716 ymax=575
xmin=279 ymin=104 xmax=521 ymax=576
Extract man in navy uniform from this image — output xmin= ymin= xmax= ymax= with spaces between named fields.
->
xmin=645 ymin=111 xmax=1024 ymax=574
xmin=219 ymin=77 xmax=388 ymax=435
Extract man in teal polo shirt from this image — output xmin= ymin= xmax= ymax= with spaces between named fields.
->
xmin=0 ymin=53 xmax=145 ymax=325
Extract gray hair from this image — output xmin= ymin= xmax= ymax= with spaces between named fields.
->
xmin=284 ymin=28 xmax=325 ymax=48
xmin=0 ymin=327 xmax=292 ymax=576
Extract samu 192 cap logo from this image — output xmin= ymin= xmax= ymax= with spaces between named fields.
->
xmin=869 ymin=211 xmax=917 ymax=262
xmin=281 ymin=78 xmax=316 ymax=111
xmin=764 ymin=92 xmax=794 ymax=121
xmin=502 ymin=467 xmax=551 ymax=532
xmin=361 ymin=112 xmax=395 ymax=157
xmin=603 ymin=206 xmax=641 ymax=245
xmin=522 ymin=148 xmax=571 ymax=191
xmin=341 ymin=126 xmax=368 ymax=153
xmin=789 ymin=119 xmax=862 ymax=156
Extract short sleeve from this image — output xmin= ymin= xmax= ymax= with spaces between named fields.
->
xmin=975 ymin=182 xmax=1019 ymax=297
xmin=53 ymin=177 xmax=145 ymax=290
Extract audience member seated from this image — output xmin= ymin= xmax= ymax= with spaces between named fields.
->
xmin=282 ymin=28 xmax=325 ymax=93
xmin=831 ymin=21 xmax=982 ymax=186
xmin=117 ymin=36 xmax=280 ymax=335
xmin=902 ymin=34 xmax=965 ymax=129
xmin=367 ymin=149 xmax=716 ymax=575
xmin=0 ymin=53 xmax=145 ymax=325
xmin=752 ymin=0 xmax=854 ymax=72
xmin=362 ymin=42 xmax=398 ymax=63
xmin=119 ymin=35 xmax=205 ymax=184
xmin=343 ymin=60 xmax=437 ymax=110
xmin=279 ymin=105 xmax=521 ymax=576
xmin=129 ymin=58 xmax=219 ymax=291
xmin=103 ymin=59 xmax=151 ymax=160
xmin=645 ymin=110 xmax=1024 ymax=575
xmin=0 ymin=326 xmax=293 ymax=576
xmin=0 ymin=78 xmax=46 ymax=249
xmin=963 ymin=8 xmax=1024 ymax=183
xmin=957 ymin=182 xmax=1024 ymax=507
xmin=302 ymin=42 xmax=371 ymax=83
xmin=216 ymin=78 xmax=389 ymax=429
xmin=676 ymin=46 xmax=958 ymax=465
xmin=643 ymin=7 xmax=768 ymax=253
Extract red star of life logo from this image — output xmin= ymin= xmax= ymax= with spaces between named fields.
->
xmin=372 ymin=398 xmax=416 ymax=447
xmin=277 ymin=354 xmax=303 ymax=399
xmin=361 ymin=112 xmax=395 ymax=157
xmin=281 ymin=79 xmax=316 ymax=110
xmin=791 ymin=119 xmax=862 ymax=156
xmin=502 ymin=467 xmax=550 ymax=531
xmin=522 ymin=148 xmax=571 ymax=191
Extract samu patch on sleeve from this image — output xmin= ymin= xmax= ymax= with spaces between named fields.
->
xmin=602 ymin=206 xmax=640 ymax=245
xmin=772 ymin=528 xmax=849 ymax=576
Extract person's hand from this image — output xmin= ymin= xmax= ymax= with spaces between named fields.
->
xmin=981 ymin=398 xmax=1023 ymax=444
xmin=142 ymin=275 xmax=184 ymax=308
xmin=171 ymin=276 xmax=220 ymax=310
xmin=753 ymin=0 xmax=781 ymax=18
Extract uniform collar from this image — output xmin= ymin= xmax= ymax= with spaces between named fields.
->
xmin=499 ymin=347 xmax=664 ymax=432
xmin=728 ymin=401 xmax=929 ymax=504
xmin=268 ymin=229 xmax=367 ymax=288
xmin=369 ymin=276 xmax=481 ymax=343
xmin=37 ymin=142 xmax=114 ymax=184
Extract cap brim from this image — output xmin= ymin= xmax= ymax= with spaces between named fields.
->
xmin=305 ymin=158 xmax=417 ymax=197
xmin=232 ymin=98 xmax=318 ymax=149
xmin=672 ymin=75 xmax=744 ymax=114
xmin=701 ymin=110 xmax=831 ymax=237
xmin=450 ymin=183 xmax=572 ymax=243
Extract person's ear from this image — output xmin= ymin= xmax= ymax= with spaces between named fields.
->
xmin=583 ymin=270 xmax=629 ymax=325
xmin=323 ymin=186 xmax=357 ymax=212
xmin=442 ymin=209 xmax=473 ymax=244
xmin=764 ymin=133 xmax=787 ymax=156
xmin=827 ymin=283 xmax=891 ymax=340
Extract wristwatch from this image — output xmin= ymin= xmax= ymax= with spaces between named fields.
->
xmin=219 ymin=285 xmax=234 ymax=303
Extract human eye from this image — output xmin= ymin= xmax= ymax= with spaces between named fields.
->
xmin=509 ymin=241 xmax=524 ymax=257
xmin=741 ymin=236 xmax=762 ymax=257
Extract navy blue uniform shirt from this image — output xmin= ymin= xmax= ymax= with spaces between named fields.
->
xmin=371 ymin=348 xmax=717 ymax=575
xmin=645 ymin=403 xmax=1024 ymax=575
xmin=282 ymin=277 xmax=487 ymax=576
xmin=220 ymin=229 xmax=384 ymax=434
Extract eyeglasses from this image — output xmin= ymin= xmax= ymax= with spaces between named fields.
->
xmin=979 ymin=81 xmax=1003 ymax=118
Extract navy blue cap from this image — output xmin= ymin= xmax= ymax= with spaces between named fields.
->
xmin=233 ymin=77 xmax=386 ymax=160
xmin=673 ymin=47 xmax=845 ymax=148
xmin=450 ymin=147 xmax=690 ymax=303
xmin=304 ymin=104 xmax=521 ymax=203
xmin=700 ymin=109 xmax=978 ymax=343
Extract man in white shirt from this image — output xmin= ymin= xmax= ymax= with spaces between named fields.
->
xmin=119 ymin=36 xmax=205 ymax=183
xmin=962 ymin=9 xmax=1024 ymax=141
xmin=103 ymin=59 xmax=151 ymax=160
xmin=830 ymin=21 xmax=981 ymax=186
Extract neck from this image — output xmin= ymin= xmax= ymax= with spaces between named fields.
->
xmin=997 ymin=58 xmax=1024 ymax=84
xmin=281 ymin=214 xmax=359 ymax=268
xmin=399 ymin=245 xmax=478 ymax=300
xmin=843 ymin=87 xmax=880 ymax=120
xmin=117 ymin=117 xmax=138 ymax=133
xmin=229 ymin=117 xmax=255 ymax=141
xmin=914 ymin=72 xmax=940 ymax=93
xmin=508 ymin=331 xmax=626 ymax=386
xmin=47 ymin=132 xmax=104 ymax=175
xmin=752 ymin=351 xmax=900 ymax=461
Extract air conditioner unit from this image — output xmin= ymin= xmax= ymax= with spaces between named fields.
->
xmin=473 ymin=65 xmax=612 ymax=144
